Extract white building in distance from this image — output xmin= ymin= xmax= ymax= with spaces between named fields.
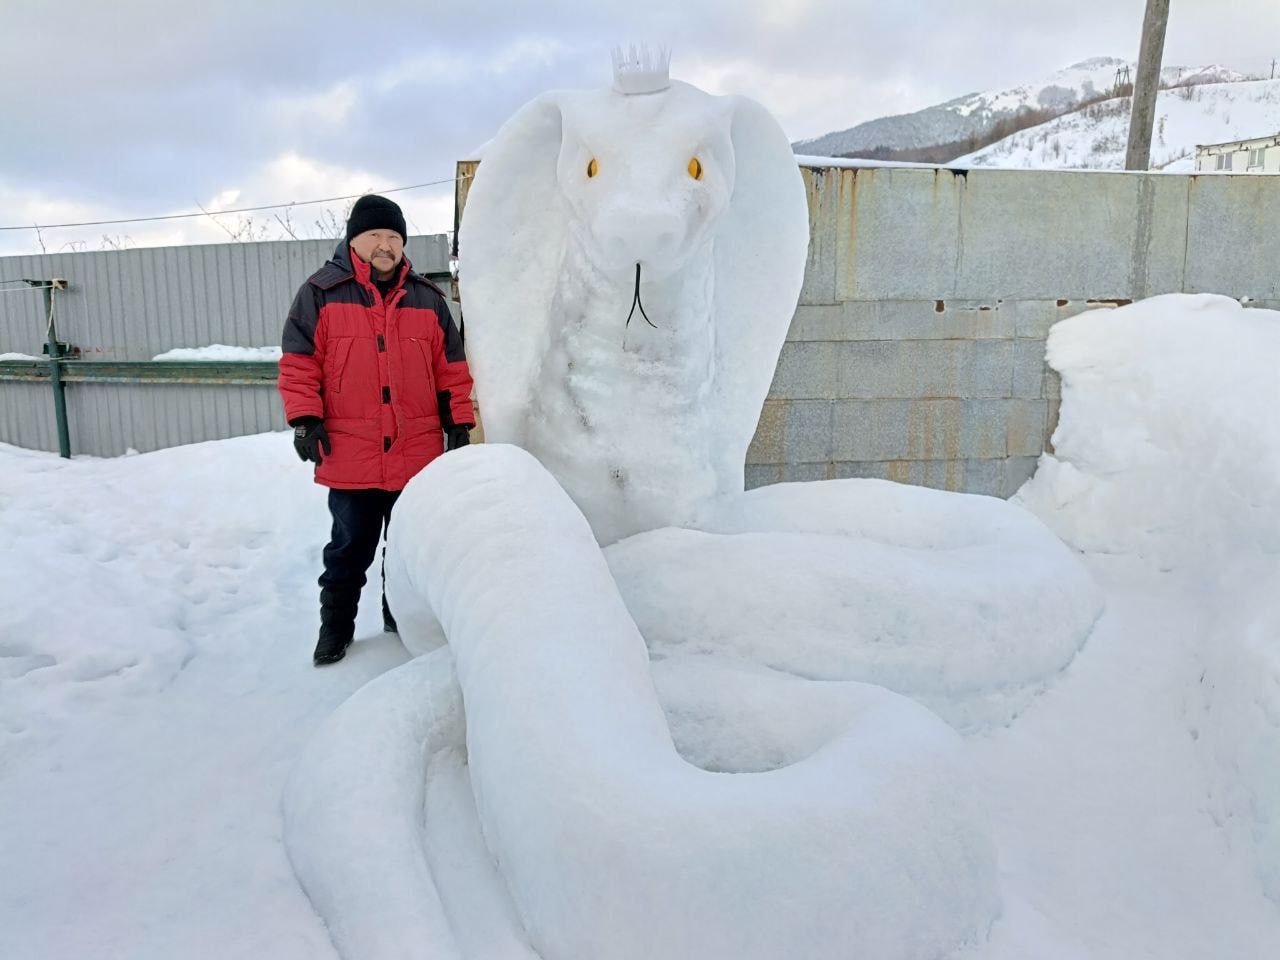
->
xmin=1194 ymin=133 xmax=1280 ymax=173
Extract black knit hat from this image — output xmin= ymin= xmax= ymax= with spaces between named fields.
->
xmin=345 ymin=194 xmax=407 ymax=243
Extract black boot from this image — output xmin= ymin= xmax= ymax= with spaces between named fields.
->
xmin=382 ymin=591 xmax=398 ymax=634
xmin=315 ymin=588 xmax=357 ymax=666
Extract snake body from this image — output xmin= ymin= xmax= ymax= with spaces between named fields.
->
xmin=292 ymin=445 xmax=999 ymax=960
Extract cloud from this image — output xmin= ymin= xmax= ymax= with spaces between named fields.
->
xmin=3 ymin=0 xmax=1279 ymax=255
xmin=0 ymin=151 xmax=458 ymax=257
xmin=678 ymin=56 xmax=951 ymax=142
xmin=265 ymin=82 xmax=361 ymax=132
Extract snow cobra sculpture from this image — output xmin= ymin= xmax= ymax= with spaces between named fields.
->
xmin=284 ymin=48 xmax=1102 ymax=960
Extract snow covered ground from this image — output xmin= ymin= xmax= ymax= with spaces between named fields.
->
xmin=0 ymin=437 xmax=411 ymax=958
xmin=2 ymin=294 xmax=1278 ymax=958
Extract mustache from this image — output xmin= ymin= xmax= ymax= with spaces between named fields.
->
xmin=624 ymin=263 xmax=656 ymax=330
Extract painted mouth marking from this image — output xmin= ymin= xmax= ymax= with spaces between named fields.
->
xmin=625 ymin=263 xmax=656 ymax=329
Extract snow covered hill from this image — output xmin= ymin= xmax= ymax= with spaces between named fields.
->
xmin=953 ymin=77 xmax=1280 ymax=171
xmin=793 ymin=57 xmax=1248 ymax=158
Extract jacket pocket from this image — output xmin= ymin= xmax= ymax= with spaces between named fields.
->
xmin=324 ymin=336 xmax=381 ymax=420
xmin=397 ymin=336 xmax=438 ymax=418
xmin=324 ymin=337 xmax=355 ymax=395
xmin=412 ymin=338 xmax=437 ymax=395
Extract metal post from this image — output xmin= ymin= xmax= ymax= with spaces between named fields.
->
xmin=28 ymin=279 xmax=72 ymax=457
xmin=1124 ymin=0 xmax=1171 ymax=171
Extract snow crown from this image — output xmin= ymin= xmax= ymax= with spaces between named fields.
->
xmin=611 ymin=43 xmax=671 ymax=95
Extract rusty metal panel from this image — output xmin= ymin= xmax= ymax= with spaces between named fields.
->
xmin=829 ymin=167 xmax=962 ymax=303
xmin=798 ymin=167 xmax=840 ymax=304
xmin=454 ymin=160 xmax=480 ymax=258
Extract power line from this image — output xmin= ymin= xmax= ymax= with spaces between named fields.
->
xmin=0 ymin=175 xmax=468 ymax=232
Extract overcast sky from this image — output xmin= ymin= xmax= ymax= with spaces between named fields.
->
xmin=1 ymin=0 xmax=1277 ymax=256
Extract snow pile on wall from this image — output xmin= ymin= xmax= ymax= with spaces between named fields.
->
xmin=1016 ymin=293 xmax=1280 ymax=902
xmin=152 ymin=345 xmax=282 ymax=361
xmin=1017 ymin=294 xmax=1280 ymax=567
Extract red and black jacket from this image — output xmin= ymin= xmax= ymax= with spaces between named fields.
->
xmin=278 ymin=240 xmax=475 ymax=491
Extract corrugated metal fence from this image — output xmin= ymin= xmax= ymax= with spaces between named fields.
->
xmin=0 ymin=236 xmax=450 ymax=455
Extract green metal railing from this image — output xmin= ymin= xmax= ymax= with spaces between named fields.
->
xmin=0 ymin=359 xmax=279 ymax=385
xmin=1 ymin=278 xmax=74 ymax=456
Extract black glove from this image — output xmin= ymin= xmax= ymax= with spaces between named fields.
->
xmin=446 ymin=425 xmax=471 ymax=451
xmin=292 ymin=417 xmax=331 ymax=465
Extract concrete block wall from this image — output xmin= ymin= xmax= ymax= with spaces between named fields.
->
xmin=745 ymin=163 xmax=1280 ymax=496
xmin=745 ymin=297 xmax=1099 ymax=496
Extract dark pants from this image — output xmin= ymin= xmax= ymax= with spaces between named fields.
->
xmin=319 ymin=489 xmax=400 ymax=628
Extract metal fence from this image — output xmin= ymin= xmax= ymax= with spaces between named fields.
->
xmin=0 ymin=236 xmax=451 ymax=456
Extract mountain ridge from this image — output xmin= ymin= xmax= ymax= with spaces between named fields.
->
xmin=794 ymin=58 xmax=1250 ymax=160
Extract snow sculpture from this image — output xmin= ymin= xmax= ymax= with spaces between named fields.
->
xmin=461 ymin=44 xmax=808 ymax=544
xmin=285 ymin=51 xmax=1103 ymax=960
xmin=457 ymin=44 xmax=1099 ymax=729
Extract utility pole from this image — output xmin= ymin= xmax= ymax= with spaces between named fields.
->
xmin=1124 ymin=0 xmax=1171 ymax=171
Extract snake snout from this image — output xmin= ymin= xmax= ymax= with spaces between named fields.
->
xmin=597 ymin=208 xmax=684 ymax=273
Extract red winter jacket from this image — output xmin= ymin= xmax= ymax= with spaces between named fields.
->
xmin=278 ymin=241 xmax=475 ymax=490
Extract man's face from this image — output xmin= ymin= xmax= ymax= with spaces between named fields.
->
xmin=350 ymin=229 xmax=404 ymax=278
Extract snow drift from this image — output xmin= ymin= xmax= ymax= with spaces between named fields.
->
xmin=1018 ymin=293 xmax=1280 ymax=904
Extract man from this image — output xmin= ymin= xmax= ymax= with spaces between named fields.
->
xmin=278 ymin=194 xmax=475 ymax=666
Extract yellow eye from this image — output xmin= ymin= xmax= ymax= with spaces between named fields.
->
xmin=688 ymin=157 xmax=703 ymax=180
xmin=587 ymin=157 xmax=599 ymax=178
